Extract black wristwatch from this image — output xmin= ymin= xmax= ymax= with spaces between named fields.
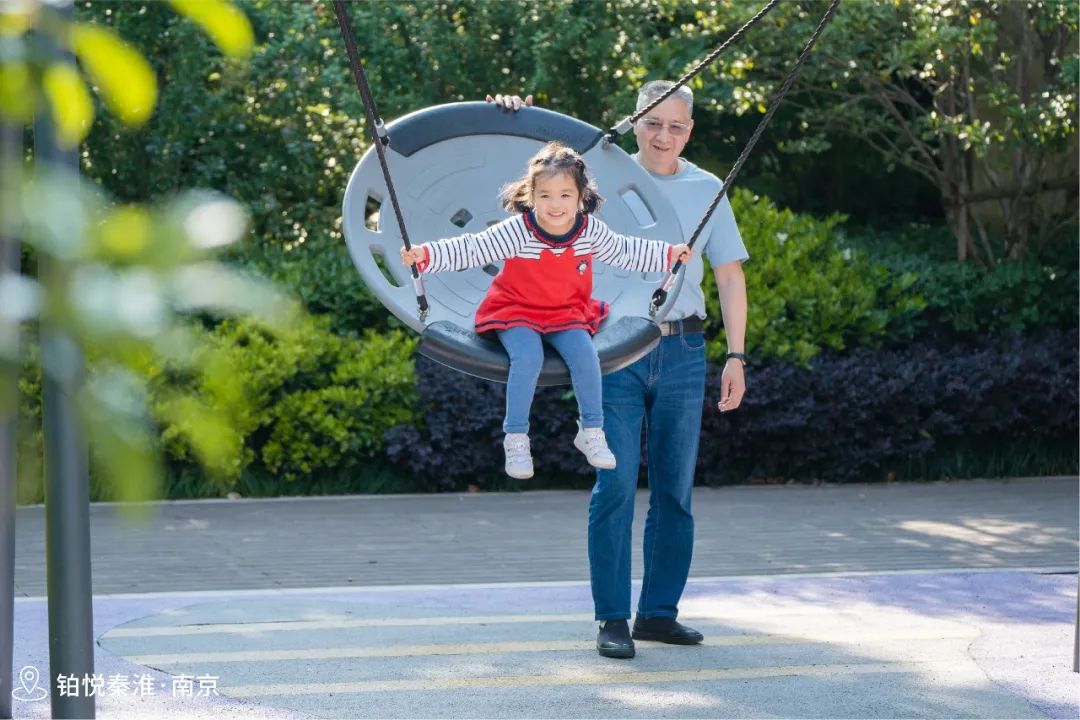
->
xmin=726 ymin=352 xmax=747 ymax=366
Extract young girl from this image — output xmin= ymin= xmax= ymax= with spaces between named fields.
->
xmin=402 ymin=142 xmax=690 ymax=479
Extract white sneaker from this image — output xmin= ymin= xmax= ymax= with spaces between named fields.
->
xmin=574 ymin=423 xmax=617 ymax=469
xmin=503 ymin=433 xmax=534 ymax=479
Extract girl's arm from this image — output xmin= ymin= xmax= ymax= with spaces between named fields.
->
xmin=419 ymin=217 xmax=527 ymax=273
xmin=590 ymin=218 xmax=679 ymax=273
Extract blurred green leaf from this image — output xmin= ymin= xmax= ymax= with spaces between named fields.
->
xmin=93 ymin=205 xmax=152 ymax=260
xmin=0 ymin=61 xmax=34 ymax=123
xmin=41 ymin=61 xmax=93 ymax=148
xmin=0 ymin=272 xmax=42 ymax=324
xmin=154 ymin=390 xmax=241 ymax=477
xmin=168 ymin=0 xmax=254 ymax=58
xmin=80 ymin=365 xmax=162 ymax=504
xmin=72 ymin=23 xmax=157 ymax=126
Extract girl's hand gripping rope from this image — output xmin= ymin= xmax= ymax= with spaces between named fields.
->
xmin=401 ymin=245 xmax=428 ymax=268
xmin=650 ymin=244 xmax=692 ymax=315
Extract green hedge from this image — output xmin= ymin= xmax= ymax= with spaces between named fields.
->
xmin=846 ymin=225 xmax=1080 ymax=341
xmin=153 ymin=317 xmax=418 ymax=495
xmin=704 ymin=190 xmax=925 ymax=365
xmin=702 ymin=197 xmax=1077 ymax=366
xmin=16 ymin=317 xmax=418 ymax=502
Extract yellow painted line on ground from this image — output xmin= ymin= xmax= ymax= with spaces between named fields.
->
xmin=129 ymin=640 xmax=591 ymax=665
xmin=126 ymin=635 xmax=815 ymax=666
xmin=123 ymin=626 xmax=977 ymax=667
xmin=224 ymin=661 xmax=921 ymax=697
xmin=104 ymin=613 xmax=595 ymax=638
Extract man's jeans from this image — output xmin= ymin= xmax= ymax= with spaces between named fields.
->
xmin=588 ymin=332 xmax=707 ymax=620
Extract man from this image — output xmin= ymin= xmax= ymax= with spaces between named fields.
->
xmin=488 ymin=81 xmax=748 ymax=659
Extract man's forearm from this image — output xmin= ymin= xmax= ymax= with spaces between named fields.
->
xmin=716 ymin=272 xmax=747 ymax=354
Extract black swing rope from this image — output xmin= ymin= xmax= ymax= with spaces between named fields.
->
xmin=649 ymin=0 xmax=842 ymax=314
xmin=331 ymin=0 xmax=430 ymax=321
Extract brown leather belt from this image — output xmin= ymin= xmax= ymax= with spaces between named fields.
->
xmin=658 ymin=316 xmax=704 ymax=336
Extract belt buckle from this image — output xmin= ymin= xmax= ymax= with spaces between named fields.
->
xmin=660 ymin=320 xmax=680 ymax=337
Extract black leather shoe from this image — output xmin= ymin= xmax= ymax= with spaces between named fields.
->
xmin=632 ymin=615 xmax=704 ymax=645
xmin=596 ymin=619 xmax=635 ymax=659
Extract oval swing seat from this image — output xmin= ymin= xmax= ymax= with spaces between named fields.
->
xmin=341 ymin=101 xmax=686 ymax=386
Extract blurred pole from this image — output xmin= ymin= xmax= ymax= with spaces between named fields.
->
xmin=0 ymin=123 xmax=21 ymax=719
xmin=35 ymin=121 xmax=96 ymax=720
xmin=33 ymin=1 xmax=96 ymax=716
xmin=1073 ymin=576 xmax=1078 ymax=672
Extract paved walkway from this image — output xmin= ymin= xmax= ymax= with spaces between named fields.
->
xmin=12 ymin=477 xmax=1079 ymax=596
xmin=9 ymin=477 xmax=1080 ymax=719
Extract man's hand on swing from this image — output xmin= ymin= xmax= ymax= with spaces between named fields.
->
xmin=485 ymin=94 xmax=533 ymax=111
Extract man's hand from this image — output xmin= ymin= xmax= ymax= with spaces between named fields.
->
xmin=485 ymin=94 xmax=534 ymax=111
xmin=717 ymin=359 xmax=745 ymax=413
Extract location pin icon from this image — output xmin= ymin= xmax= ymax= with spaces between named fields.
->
xmin=18 ymin=666 xmax=39 ymax=694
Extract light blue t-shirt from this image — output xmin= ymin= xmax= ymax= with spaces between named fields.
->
xmin=640 ymin=157 xmax=748 ymax=321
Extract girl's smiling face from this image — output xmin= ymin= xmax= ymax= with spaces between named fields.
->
xmin=531 ymin=171 xmax=580 ymax=235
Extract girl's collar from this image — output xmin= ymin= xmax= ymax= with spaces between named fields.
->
xmin=524 ymin=210 xmax=586 ymax=247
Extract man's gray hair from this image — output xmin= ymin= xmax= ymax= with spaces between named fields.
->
xmin=636 ymin=80 xmax=694 ymax=117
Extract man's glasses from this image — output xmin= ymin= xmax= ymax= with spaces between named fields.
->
xmin=638 ymin=117 xmax=690 ymax=136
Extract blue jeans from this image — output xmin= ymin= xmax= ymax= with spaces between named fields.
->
xmin=497 ymin=327 xmax=603 ymax=434
xmin=587 ymin=332 xmax=707 ymax=620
